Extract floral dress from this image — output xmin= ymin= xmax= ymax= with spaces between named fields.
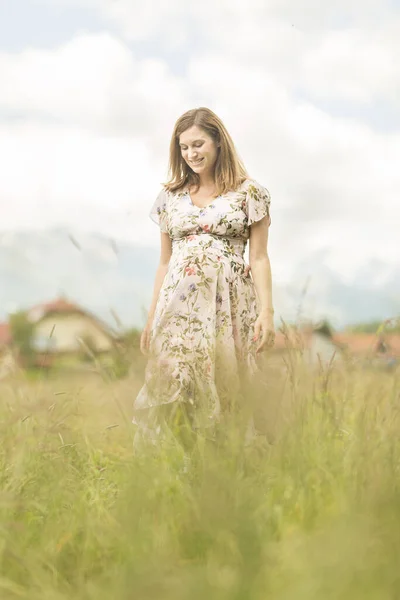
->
xmin=133 ymin=178 xmax=271 ymax=441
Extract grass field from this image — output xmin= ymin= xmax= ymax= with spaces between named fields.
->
xmin=0 ymin=353 xmax=399 ymax=599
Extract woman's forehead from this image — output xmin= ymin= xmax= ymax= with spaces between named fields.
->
xmin=179 ymin=126 xmax=210 ymax=144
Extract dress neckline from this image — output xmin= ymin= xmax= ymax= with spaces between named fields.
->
xmin=187 ymin=189 xmax=220 ymax=210
xmin=185 ymin=179 xmax=250 ymax=210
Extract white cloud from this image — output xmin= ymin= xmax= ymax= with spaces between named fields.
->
xmin=50 ymin=0 xmax=394 ymax=37
xmin=200 ymin=8 xmax=400 ymax=106
xmin=0 ymin=32 xmax=187 ymax=134
xmin=35 ymin=0 xmax=191 ymax=47
xmin=0 ymin=3 xmax=399 ymax=290
xmin=0 ymin=120 xmax=166 ymax=243
xmin=266 ymin=0 xmax=394 ymax=27
xmin=300 ymin=26 xmax=400 ymax=104
xmin=103 ymin=1 xmax=189 ymax=47
xmin=0 ymin=33 xmax=133 ymax=126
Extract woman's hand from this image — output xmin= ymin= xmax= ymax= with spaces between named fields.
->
xmin=140 ymin=321 xmax=153 ymax=356
xmin=253 ymin=312 xmax=275 ymax=354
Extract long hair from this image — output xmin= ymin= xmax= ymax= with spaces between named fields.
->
xmin=163 ymin=107 xmax=250 ymax=196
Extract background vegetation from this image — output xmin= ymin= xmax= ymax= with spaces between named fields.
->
xmin=0 ymin=336 xmax=399 ymax=599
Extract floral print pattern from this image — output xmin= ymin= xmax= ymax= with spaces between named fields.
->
xmin=133 ymin=178 xmax=271 ymax=440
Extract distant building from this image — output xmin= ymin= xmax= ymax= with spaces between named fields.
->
xmin=0 ymin=296 xmax=116 ymax=371
xmin=273 ymin=321 xmax=343 ymax=368
xmin=272 ymin=324 xmax=400 ymax=371
xmin=332 ymin=332 xmax=400 ymax=368
xmin=26 ymin=296 xmax=116 ymax=356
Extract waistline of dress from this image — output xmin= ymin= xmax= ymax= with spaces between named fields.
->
xmin=171 ymin=233 xmax=246 ymax=259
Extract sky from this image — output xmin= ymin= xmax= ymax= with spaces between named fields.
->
xmin=0 ymin=0 xmax=399 ymax=325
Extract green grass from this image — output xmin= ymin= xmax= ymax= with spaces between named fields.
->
xmin=0 ymin=355 xmax=399 ymax=599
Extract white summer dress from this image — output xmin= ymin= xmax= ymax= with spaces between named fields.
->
xmin=133 ymin=178 xmax=271 ymax=440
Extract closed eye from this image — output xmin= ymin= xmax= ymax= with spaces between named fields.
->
xmin=180 ymin=143 xmax=203 ymax=150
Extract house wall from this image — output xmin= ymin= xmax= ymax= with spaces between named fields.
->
xmin=33 ymin=314 xmax=113 ymax=353
xmin=306 ymin=333 xmax=341 ymax=365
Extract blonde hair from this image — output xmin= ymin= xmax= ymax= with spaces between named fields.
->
xmin=163 ymin=107 xmax=250 ymax=196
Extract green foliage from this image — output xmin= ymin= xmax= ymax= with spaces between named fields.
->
xmin=8 ymin=310 xmax=36 ymax=367
xmin=107 ymin=347 xmax=131 ymax=379
xmin=313 ymin=319 xmax=335 ymax=337
xmin=120 ymin=327 xmax=142 ymax=349
xmin=79 ymin=334 xmax=98 ymax=363
xmin=101 ymin=327 xmax=144 ymax=380
xmin=0 ymin=361 xmax=400 ymax=598
xmin=346 ymin=317 xmax=400 ymax=334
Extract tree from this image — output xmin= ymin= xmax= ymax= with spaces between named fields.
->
xmin=9 ymin=311 xmax=36 ymax=367
xmin=346 ymin=317 xmax=400 ymax=334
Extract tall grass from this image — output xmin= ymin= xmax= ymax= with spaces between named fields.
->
xmin=0 ymin=352 xmax=399 ymax=599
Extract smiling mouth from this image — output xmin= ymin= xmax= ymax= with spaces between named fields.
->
xmin=190 ymin=158 xmax=204 ymax=165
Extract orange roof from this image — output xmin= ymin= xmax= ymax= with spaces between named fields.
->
xmin=27 ymin=297 xmax=84 ymax=320
xmin=332 ymin=333 xmax=400 ymax=357
xmin=273 ymin=324 xmax=333 ymax=351
xmin=2 ymin=297 xmax=117 ymax=349
xmin=272 ymin=326 xmax=400 ymax=358
xmin=42 ymin=298 xmax=81 ymax=312
xmin=26 ymin=296 xmax=116 ymax=339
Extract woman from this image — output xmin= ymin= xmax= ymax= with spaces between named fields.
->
xmin=133 ymin=107 xmax=275 ymax=445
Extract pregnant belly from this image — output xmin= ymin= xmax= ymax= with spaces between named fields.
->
xmin=171 ymin=234 xmax=250 ymax=282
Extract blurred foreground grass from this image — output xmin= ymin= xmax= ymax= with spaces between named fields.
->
xmin=0 ymin=354 xmax=399 ymax=599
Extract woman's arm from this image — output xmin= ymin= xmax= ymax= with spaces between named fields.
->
xmin=248 ymin=216 xmax=273 ymax=316
xmin=248 ymin=216 xmax=274 ymax=353
xmin=145 ymin=232 xmax=173 ymax=326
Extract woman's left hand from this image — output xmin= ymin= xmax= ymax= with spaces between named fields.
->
xmin=253 ymin=312 xmax=275 ymax=354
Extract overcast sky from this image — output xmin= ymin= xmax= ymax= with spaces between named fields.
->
xmin=0 ymin=0 xmax=399 ymax=291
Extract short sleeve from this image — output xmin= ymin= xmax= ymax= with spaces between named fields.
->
xmin=149 ymin=187 xmax=168 ymax=233
xmin=245 ymin=180 xmax=271 ymax=226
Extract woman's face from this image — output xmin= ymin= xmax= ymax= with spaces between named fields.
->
xmin=179 ymin=125 xmax=219 ymax=176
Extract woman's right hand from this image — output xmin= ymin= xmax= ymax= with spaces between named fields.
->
xmin=140 ymin=322 xmax=153 ymax=356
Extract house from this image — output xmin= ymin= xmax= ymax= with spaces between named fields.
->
xmin=1 ymin=296 xmax=117 ymax=368
xmin=26 ymin=296 xmax=116 ymax=357
xmin=272 ymin=321 xmax=343 ymax=369
xmin=271 ymin=321 xmax=400 ymax=370
xmin=332 ymin=332 xmax=400 ymax=357
xmin=332 ymin=332 xmax=400 ymax=369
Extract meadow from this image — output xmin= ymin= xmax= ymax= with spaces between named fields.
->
xmin=0 ymin=350 xmax=399 ymax=599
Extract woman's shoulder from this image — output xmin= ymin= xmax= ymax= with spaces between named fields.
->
xmin=241 ymin=177 xmax=266 ymax=189
xmin=160 ymin=183 xmax=188 ymax=198
xmin=239 ymin=177 xmax=266 ymax=192
xmin=241 ymin=178 xmax=271 ymax=198
xmin=232 ymin=178 xmax=253 ymax=193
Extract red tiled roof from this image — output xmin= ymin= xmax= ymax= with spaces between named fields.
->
xmin=1 ymin=297 xmax=116 ymax=350
xmin=28 ymin=297 xmax=84 ymax=319
xmin=26 ymin=296 xmax=115 ymax=338
xmin=272 ymin=326 xmax=400 ymax=358
xmin=332 ymin=333 xmax=400 ymax=357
